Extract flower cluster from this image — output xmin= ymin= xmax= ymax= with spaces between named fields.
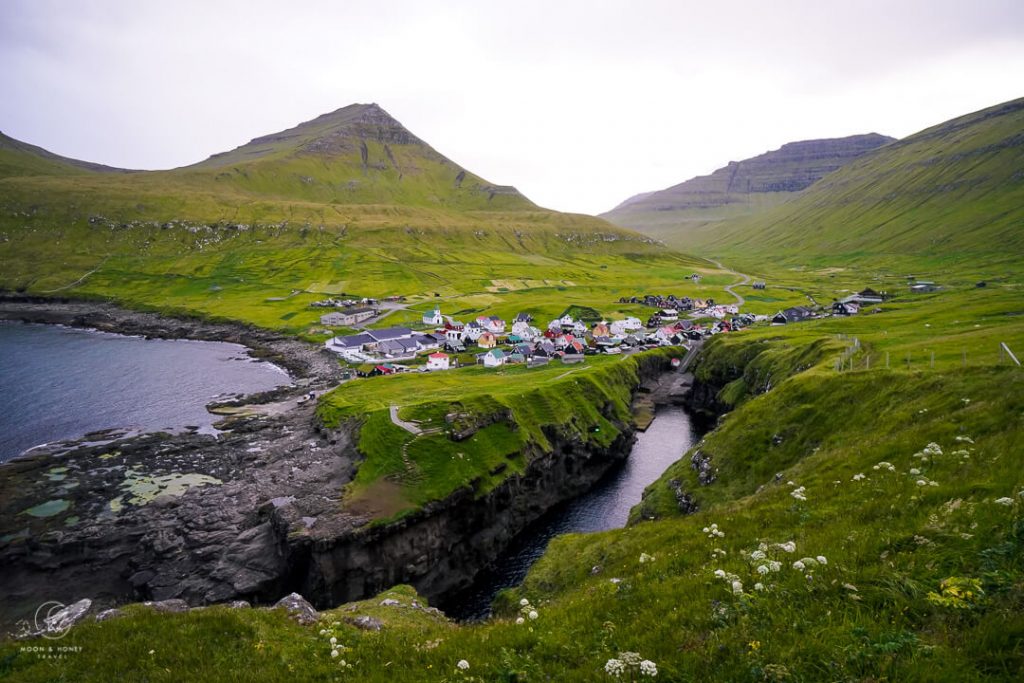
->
xmin=913 ymin=442 xmax=943 ymax=462
xmin=872 ymin=461 xmax=896 ymax=472
xmin=851 ymin=473 xmax=866 ymax=482
xmin=318 ymin=622 xmax=352 ymax=668
xmin=790 ymin=485 xmax=807 ymax=502
xmin=604 ymin=651 xmax=657 ymax=678
xmin=457 ymin=659 xmax=470 ymax=671
xmin=515 ymin=597 xmax=539 ymax=624
xmin=702 ymin=523 xmax=725 ymax=539
xmin=994 ymin=497 xmax=1014 ymax=506
xmin=639 ymin=552 xmax=656 ymax=564
xmin=915 ymin=477 xmax=940 ymax=487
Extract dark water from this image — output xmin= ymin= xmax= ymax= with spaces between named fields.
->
xmin=443 ymin=405 xmax=705 ymax=621
xmin=0 ymin=322 xmax=291 ymax=462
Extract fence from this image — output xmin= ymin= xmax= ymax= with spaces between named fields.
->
xmin=834 ymin=337 xmax=1021 ymax=373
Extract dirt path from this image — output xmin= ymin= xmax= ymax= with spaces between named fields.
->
xmin=708 ymin=258 xmax=751 ymax=307
xmin=389 ymin=404 xmax=422 ymax=435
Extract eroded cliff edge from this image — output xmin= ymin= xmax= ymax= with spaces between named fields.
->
xmin=0 ymin=343 xmax=686 ymax=628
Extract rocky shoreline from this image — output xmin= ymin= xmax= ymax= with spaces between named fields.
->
xmin=0 ymin=296 xmax=695 ymax=634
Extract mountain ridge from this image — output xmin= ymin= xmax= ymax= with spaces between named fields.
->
xmin=602 ymin=132 xmax=894 ymax=242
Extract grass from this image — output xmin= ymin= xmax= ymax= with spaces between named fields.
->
xmin=2 ymin=98 xmax=1023 ymax=681
xmin=321 ymin=349 xmax=683 ymax=519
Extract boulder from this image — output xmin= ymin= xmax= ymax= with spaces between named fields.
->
xmin=273 ymin=592 xmax=318 ymax=625
xmin=345 ymin=615 xmax=383 ymax=631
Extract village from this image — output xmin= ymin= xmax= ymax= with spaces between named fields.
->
xmin=314 ymin=278 xmax=929 ymax=377
xmin=321 ymin=287 xmax=751 ymax=377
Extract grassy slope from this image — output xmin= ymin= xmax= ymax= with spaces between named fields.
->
xmin=676 ymin=98 xmax=1024 ymax=275
xmin=0 ymin=104 xmax=728 ymax=335
xmin=318 ymin=350 xmax=680 ymax=518
xmin=5 ymin=272 xmax=1022 ymax=682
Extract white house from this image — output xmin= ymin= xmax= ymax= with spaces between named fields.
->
xmin=547 ymin=318 xmax=562 ymax=332
xmin=445 ymin=327 xmax=463 ymax=342
xmin=482 ymin=348 xmax=506 ymax=367
xmin=463 ymin=321 xmax=485 ymax=341
xmin=511 ymin=321 xmax=538 ymax=340
xmin=660 ymin=309 xmax=679 ymax=321
xmin=425 ymin=352 xmax=450 ymax=371
xmin=559 ymin=314 xmax=575 ymax=328
xmin=422 ymin=307 xmax=443 ymax=326
xmin=572 ymin=321 xmax=588 ymax=335
xmin=484 ymin=315 xmax=506 ymax=334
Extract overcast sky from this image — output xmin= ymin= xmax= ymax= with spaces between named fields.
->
xmin=1 ymin=0 xmax=1022 ymax=215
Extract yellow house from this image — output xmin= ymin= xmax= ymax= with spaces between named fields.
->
xmin=478 ymin=331 xmax=497 ymax=348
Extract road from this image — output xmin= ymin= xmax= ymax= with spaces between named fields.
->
xmin=708 ymin=258 xmax=751 ymax=308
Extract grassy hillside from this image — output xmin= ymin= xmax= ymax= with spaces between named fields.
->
xmin=602 ymin=133 xmax=893 ymax=244
xmin=0 ymin=104 xmax=728 ymax=333
xmin=4 ymin=268 xmax=1022 ymax=681
xmin=676 ymin=98 xmax=1024 ymax=274
xmin=318 ymin=349 xmax=679 ymax=519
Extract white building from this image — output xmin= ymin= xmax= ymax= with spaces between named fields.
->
xmin=425 ymin=352 xmax=450 ymax=371
xmin=482 ymin=348 xmax=507 ymax=367
xmin=422 ymin=307 xmax=443 ymax=326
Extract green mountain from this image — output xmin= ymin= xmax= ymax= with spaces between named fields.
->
xmin=664 ymin=98 xmax=1024 ymax=270
xmin=0 ymin=104 xmax=704 ymax=334
xmin=0 ymin=131 xmax=130 ymax=178
xmin=602 ymin=133 xmax=894 ymax=243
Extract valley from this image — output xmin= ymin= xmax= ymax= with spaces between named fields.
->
xmin=0 ymin=95 xmax=1022 ymax=682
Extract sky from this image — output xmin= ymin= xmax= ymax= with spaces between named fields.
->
xmin=1 ymin=0 xmax=1022 ymax=215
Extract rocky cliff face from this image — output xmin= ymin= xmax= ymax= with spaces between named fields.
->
xmin=606 ymin=133 xmax=894 ymax=215
xmin=601 ymin=133 xmax=894 ymax=245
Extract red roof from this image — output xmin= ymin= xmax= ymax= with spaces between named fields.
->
xmin=429 ymin=352 xmax=448 ymax=359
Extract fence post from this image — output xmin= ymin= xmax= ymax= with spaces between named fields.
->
xmin=886 ymin=352 xmax=890 ymax=369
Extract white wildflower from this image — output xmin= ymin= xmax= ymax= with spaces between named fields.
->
xmin=609 ymin=577 xmax=622 ymax=584
xmin=852 ymin=473 xmax=866 ymax=481
xmin=640 ymin=659 xmax=658 ymax=677
xmin=757 ymin=564 xmax=770 ymax=575
xmin=916 ymin=479 xmax=927 ymax=486
xmin=994 ymin=497 xmax=1014 ymax=506
xmin=777 ymin=541 xmax=797 ymax=553
xmin=754 ymin=582 xmax=765 ymax=591
xmin=790 ymin=486 xmax=807 ymax=501
xmin=457 ymin=659 xmax=470 ymax=671
xmin=620 ymin=652 xmax=642 ymax=667
xmin=768 ymin=560 xmax=782 ymax=572
xmin=731 ymin=580 xmax=744 ymax=595
xmin=604 ymin=658 xmax=626 ymax=677
xmin=329 ymin=636 xmax=337 ymax=645
xmin=793 ymin=560 xmax=806 ymax=571
xmin=714 ymin=569 xmax=726 ymax=579
xmin=909 ymin=468 xmax=921 ymax=475
xmin=319 ymin=629 xmax=328 ymax=636
xmin=528 ymin=610 xmax=538 ymax=620
xmin=750 ymin=550 xmax=767 ymax=561
xmin=520 ymin=598 xmax=529 ymax=607
xmin=515 ymin=617 xmax=525 ymax=625
xmin=639 ymin=552 xmax=655 ymax=564
xmin=955 ymin=435 xmax=974 ymax=443
xmin=330 ymin=649 xmax=339 ymax=658
xmin=816 ymin=555 xmax=828 ymax=565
